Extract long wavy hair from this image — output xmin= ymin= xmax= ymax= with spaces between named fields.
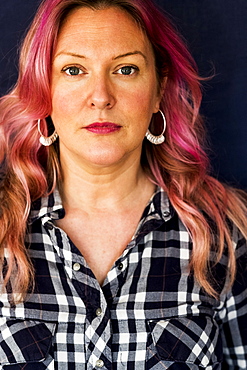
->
xmin=0 ymin=0 xmax=246 ymax=300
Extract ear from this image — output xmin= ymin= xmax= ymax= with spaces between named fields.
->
xmin=159 ymin=76 xmax=167 ymax=97
xmin=154 ymin=77 xmax=167 ymax=113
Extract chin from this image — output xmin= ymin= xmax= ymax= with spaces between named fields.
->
xmin=84 ymin=149 xmax=126 ymax=167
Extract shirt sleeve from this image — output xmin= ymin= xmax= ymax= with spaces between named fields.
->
xmin=218 ymin=230 xmax=247 ymax=369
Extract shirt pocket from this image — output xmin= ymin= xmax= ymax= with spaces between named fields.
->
xmin=147 ymin=315 xmax=223 ymax=369
xmin=0 ymin=318 xmax=56 ymax=369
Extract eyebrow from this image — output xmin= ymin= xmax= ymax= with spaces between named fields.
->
xmin=54 ymin=50 xmax=148 ymax=63
xmin=54 ymin=52 xmax=86 ymax=59
xmin=113 ymin=51 xmax=148 ymax=63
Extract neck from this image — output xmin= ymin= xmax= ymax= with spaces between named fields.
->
xmin=59 ymin=153 xmax=155 ymax=212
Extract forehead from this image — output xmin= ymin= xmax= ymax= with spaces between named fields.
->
xmin=55 ymin=6 xmax=154 ymax=59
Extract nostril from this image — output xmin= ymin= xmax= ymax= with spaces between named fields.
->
xmin=90 ymin=100 xmax=113 ymax=109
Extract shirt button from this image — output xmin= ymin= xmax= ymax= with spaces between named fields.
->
xmin=118 ymin=263 xmax=123 ymax=270
xmin=73 ymin=263 xmax=81 ymax=271
xmin=163 ymin=211 xmax=170 ymax=218
xmin=95 ymin=359 xmax=104 ymax=368
xmin=96 ymin=308 xmax=102 ymax=317
xmin=46 ymin=222 xmax=54 ymax=230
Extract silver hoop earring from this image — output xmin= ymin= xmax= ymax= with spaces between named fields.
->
xmin=145 ymin=110 xmax=166 ymax=145
xmin=37 ymin=119 xmax=58 ymax=146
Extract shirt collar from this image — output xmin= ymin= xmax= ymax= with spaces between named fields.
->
xmin=29 ymin=187 xmax=64 ymax=224
xmin=29 ymin=186 xmax=174 ymax=225
xmin=145 ymin=185 xmax=174 ymax=222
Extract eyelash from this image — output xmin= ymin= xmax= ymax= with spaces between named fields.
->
xmin=61 ymin=65 xmax=139 ymax=77
xmin=115 ymin=65 xmax=139 ymax=76
xmin=61 ymin=66 xmax=84 ymax=76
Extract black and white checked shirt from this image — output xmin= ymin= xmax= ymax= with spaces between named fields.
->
xmin=0 ymin=187 xmax=246 ymax=369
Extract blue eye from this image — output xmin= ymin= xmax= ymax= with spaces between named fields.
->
xmin=64 ymin=66 xmax=83 ymax=76
xmin=117 ymin=66 xmax=138 ymax=75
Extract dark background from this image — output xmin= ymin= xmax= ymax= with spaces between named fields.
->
xmin=0 ymin=0 xmax=246 ymax=189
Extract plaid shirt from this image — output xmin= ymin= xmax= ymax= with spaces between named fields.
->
xmin=0 ymin=187 xmax=246 ymax=369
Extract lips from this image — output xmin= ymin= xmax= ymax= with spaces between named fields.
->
xmin=84 ymin=122 xmax=121 ymax=134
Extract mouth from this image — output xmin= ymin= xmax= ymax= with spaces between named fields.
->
xmin=84 ymin=122 xmax=122 ymax=134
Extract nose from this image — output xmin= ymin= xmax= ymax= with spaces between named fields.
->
xmin=87 ymin=75 xmax=116 ymax=110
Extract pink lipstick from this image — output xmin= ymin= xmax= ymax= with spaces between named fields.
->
xmin=84 ymin=122 xmax=121 ymax=134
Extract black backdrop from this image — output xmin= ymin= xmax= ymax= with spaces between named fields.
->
xmin=0 ymin=0 xmax=246 ymax=189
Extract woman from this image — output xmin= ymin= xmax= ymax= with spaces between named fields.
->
xmin=0 ymin=0 xmax=246 ymax=368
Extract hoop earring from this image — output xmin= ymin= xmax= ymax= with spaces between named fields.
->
xmin=145 ymin=110 xmax=166 ymax=145
xmin=37 ymin=119 xmax=58 ymax=146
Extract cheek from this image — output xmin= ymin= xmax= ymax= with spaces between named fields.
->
xmin=50 ymin=96 xmax=71 ymax=134
xmin=129 ymin=90 xmax=159 ymax=121
xmin=124 ymin=88 xmax=155 ymax=110
xmin=51 ymin=89 xmax=76 ymax=120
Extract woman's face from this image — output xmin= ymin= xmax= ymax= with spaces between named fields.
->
xmin=51 ymin=6 xmax=162 ymax=170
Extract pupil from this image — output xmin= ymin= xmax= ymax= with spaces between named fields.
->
xmin=121 ymin=67 xmax=132 ymax=75
xmin=69 ymin=67 xmax=79 ymax=75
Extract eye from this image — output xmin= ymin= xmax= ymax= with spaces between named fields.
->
xmin=116 ymin=66 xmax=138 ymax=75
xmin=62 ymin=66 xmax=83 ymax=76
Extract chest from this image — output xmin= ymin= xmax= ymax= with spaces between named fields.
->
xmin=55 ymin=210 xmax=142 ymax=285
xmin=8 ymin=223 xmax=222 ymax=369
